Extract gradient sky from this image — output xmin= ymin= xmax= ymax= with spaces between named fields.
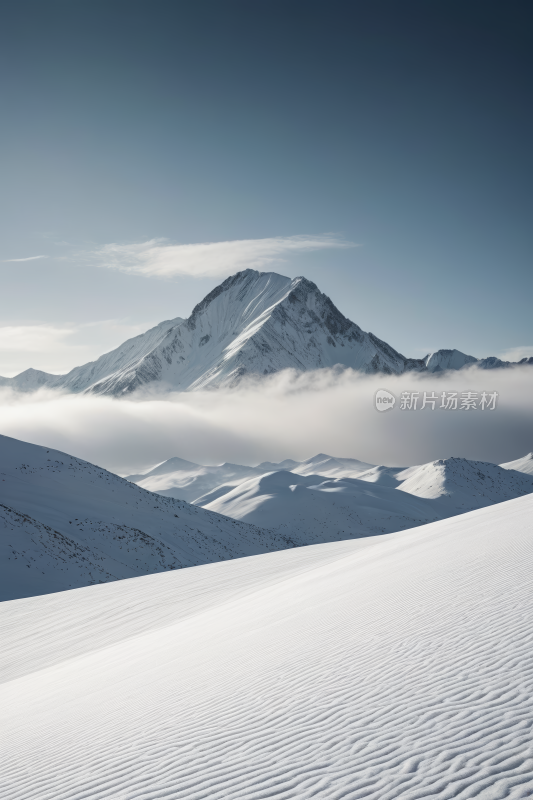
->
xmin=1 ymin=0 xmax=531 ymax=376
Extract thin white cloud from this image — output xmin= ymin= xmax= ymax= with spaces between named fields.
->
xmin=94 ymin=235 xmax=357 ymax=279
xmin=3 ymin=255 xmax=48 ymax=262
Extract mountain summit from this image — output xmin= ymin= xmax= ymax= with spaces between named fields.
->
xmin=81 ymin=270 xmax=428 ymax=394
xmin=1 ymin=270 xmax=530 ymax=395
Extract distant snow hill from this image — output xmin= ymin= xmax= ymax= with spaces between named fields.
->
xmin=2 ymin=269 xmax=531 ymax=395
xmin=201 ymin=456 xmax=533 ymax=542
xmin=500 ymin=451 xmax=533 ymax=476
xmin=2 ymin=493 xmax=533 ymax=797
xmin=127 ymin=453 xmax=376 ymax=504
xmin=129 ymin=450 xmax=533 ymax=544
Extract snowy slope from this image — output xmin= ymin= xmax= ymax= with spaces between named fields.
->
xmin=0 ymin=435 xmax=298 ymax=601
xmin=501 ymin=452 xmax=533 ymax=476
xmin=202 ymin=458 xmax=533 ymax=539
xmin=52 ymin=316 xmax=185 ymax=393
xmin=0 ymin=318 xmax=185 ymax=393
xmin=202 ymin=470 xmax=441 ymax=541
xmin=256 ymin=457 xmax=300 ymax=471
xmin=355 ymin=464 xmax=407 ymax=486
xmin=2 ymin=494 xmax=533 ymax=798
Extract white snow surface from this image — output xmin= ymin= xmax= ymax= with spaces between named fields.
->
xmin=202 ymin=457 xmax=533 ymax=541
xmin=501 ymin=452 xmax=533 ymax=476
xmin=0 ymin=434 xmax=300 ymax=601
xmin=2 ymin=494 xmax=533 ymax=798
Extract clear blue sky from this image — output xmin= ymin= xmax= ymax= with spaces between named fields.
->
xmin=1 ymin=0 xmax=531 ymax=375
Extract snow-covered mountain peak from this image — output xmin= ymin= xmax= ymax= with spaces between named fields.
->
xmin=186 ymin=269 xmax=293 ymax=331
xmin=255 ymin=458 xmax=300 ymax=471
xmin=0 ymin=368 xmax=57 ymax=391
xmin=292 ymin=453 xmax=376 ymax=478
xmin=1 ymin=270 xmax=530 ymax=395
xmin=424 ymin=349 xmax=477 ymax=372
xmin=126 ymin=456 xmax=201 ymax=481
xmin=76 ymin=268 xmax=423 ymax=394
xmin=397 ymin=456 xmax=533 ymax=505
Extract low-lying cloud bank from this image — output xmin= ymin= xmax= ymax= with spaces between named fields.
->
xmin=0 ymin=366 xmax=531 ymax=475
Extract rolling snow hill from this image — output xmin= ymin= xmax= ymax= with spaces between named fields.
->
xmin=500 ymin=452 xmax=533 ymax=476
xmin=1 ymin=494 xmax=533 ymax=798
xmin=0 ymin=434 xmax=299 ymax=601
xmin=2 ymin=270 xmax=529 ymax=395
xmin=290 ymin=453 xmax=376 ymax=478
xmin=202 ymin=457 xmax=533 ymax=540
xmin=202 ymin=470 xmax=442 ymax=541
xmin=128 ymin=452 xmax=376 ymax=503
xmin=127 ymin=456 xmax=266 ymax=503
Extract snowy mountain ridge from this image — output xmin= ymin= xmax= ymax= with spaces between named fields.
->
xmin=200 ymin=457 xmax=533 ymax=541
xmin=1 ymin=269 xmax=529 ymax=395
xmin=0 ymin=434 xmax=301 ymax=601
xmin=128 ymin=451 xmax=377 ymax=504
xmin=128 ymin=449 xmax=533 ymax=505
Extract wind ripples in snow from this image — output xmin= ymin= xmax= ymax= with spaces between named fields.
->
xmin=1 ymin=496 xmax=533 ymax=798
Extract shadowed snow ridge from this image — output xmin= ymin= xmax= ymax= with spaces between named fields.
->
xmin=0 ymin=434 xmax=298 ymax=601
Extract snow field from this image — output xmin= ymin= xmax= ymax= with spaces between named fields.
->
xmin=1 ymin=493 xmax=533 ymax=798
